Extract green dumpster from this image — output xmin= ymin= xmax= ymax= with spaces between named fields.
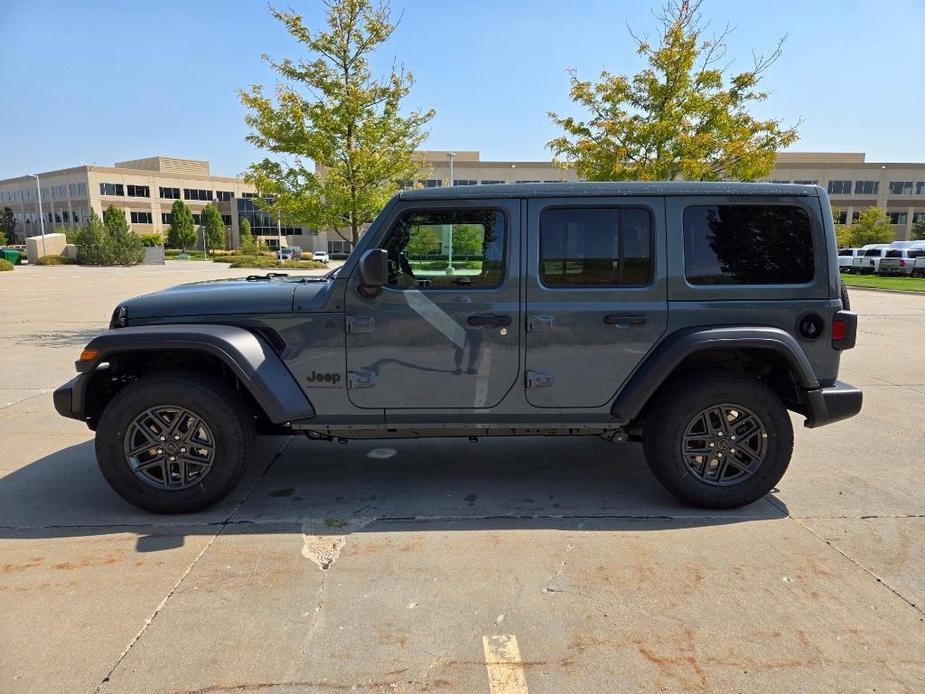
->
xmin=0 ymin=249 xmax=22 ymax=265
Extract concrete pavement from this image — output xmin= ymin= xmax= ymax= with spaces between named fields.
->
xmin=1 ymin=264 xmax=922 ymax=693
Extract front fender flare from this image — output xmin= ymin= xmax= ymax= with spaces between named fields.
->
xmin=610 ymin=326 xmax=819 ymax=422
xmin=73 ymin=324 xmax=314 ymax=424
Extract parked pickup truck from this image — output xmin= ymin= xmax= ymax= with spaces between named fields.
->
xmin=55 ymin=182 xmax=861 ymax=513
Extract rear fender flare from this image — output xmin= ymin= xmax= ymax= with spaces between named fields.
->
xmin=611 ymin=326 xmax=819 ymax=422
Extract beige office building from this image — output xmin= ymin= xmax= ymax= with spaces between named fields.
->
xmin=4 ymin=151 xmax=923 ymax=252
xmin=0 ymin=156 xmax=325 ymax=251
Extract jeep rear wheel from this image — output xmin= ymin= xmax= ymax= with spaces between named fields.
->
xmin=642 ymin=371 xmax=793 ymax=509
xmin=95 ymin=372 xmax=255 ymax=513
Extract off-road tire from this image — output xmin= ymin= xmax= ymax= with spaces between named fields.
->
xmin=840 ymin=278 xmax=851 ymax=310
xmin=642 ymin=371 xmax=794 ymax=509
xmin=95 ymin=371 xmax=255 ymax=513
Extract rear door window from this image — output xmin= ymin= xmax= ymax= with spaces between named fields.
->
xmin=683 ymin=204 xmax=814 ymax=285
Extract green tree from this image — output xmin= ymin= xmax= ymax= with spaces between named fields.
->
xmin=167 ymin=199 xmax=196 ymax=251
xmin=912 ymin=217 xmax=925 ymax=241
xmin=201 ymin=203 xmax=227 ymax=252
xmin=849 ymin=207 xmax=893 ymax=246
xmin=405 ymin=226 xmax=441 ymax=257
xmin=102 ymin=205 xmax=144 ymax=265
xmin=74 ymin=210 xmax=114 ymax=265
xmin=452 ymin=224 xmax=484 ymax=256
xmin=548 ymin=0 xmax=798 ymax=181
xmin=239 ymin=218 xmax=258 ymax=255
xmin=240 ymin=0 xmax=435 ymax=248
xmin=0 ymin=206 xmax=14 ymax=244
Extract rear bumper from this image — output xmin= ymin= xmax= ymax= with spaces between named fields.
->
xmin=803 ymin=381 xmax=862 ymax=428
xmin=54 ymin=375 xmax=87 ymax=422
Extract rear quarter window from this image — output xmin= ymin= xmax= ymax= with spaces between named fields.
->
xmin=683 ymin=204 xmax=814 ymax=285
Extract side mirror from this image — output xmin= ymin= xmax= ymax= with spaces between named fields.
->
xmin=357 ymin=248 xmax=389 ymax=295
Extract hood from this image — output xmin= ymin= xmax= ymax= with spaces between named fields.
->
xmin=120 ymin=277 xmax=331 ymax=321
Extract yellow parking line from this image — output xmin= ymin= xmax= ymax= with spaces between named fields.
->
xmin=482 ymin=634 xmax=529 ymax=694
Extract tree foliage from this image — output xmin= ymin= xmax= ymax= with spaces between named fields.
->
xmin=452 ymin=224 xmax=484 ymax=256
xmin=102 ymin=205 xmax=144 ymax=265
xmin=0 ymin=206 xmax=15 ymax=244
xmin=240 ymin=0 xmax=435 ymax=247
xmin=201 ymin=203 xmax=227 ymax=251
xmin=912 ymin=217 xmax=925 ymax=242
xmin=548 ymin=0 xmax=799 ymax=181
xmin=167 ymin=199 xmax=196 ymax=251
xmin=239 ymin=218 xmax=259 ymax=255
xmin=405 ymin=226 xmax=441 ymax=256
xmin=74 ymin=210 xmax=113 ymax=265
xmin=848 ymin=207 xmax=893 ymax=246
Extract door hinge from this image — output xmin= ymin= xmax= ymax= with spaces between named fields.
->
xmin=348 ymin=370 xmax=376 ymax=389
xmin=525 ymin=370 xmax=554 ymax=388
xmin=346 ymin=315 xmax=375 ymax=333
xmin=527 ymin=314 xmax=554 ymax=332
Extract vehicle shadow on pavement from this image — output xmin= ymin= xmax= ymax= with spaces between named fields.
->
xmin=14 ymin=327 xmax=108 ymax=349
xmin=0 ymin=435 xmax=788 ymax=543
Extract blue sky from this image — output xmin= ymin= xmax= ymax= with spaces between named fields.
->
xmin=1 ymin=0 xmax=923 ymax=179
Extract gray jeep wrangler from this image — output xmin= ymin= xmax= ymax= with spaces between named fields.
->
xmin=55 ymin=182 xmax=861 ymax=513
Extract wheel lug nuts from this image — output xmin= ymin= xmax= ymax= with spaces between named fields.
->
xmin=169 ymin=456 xmax=176 ymax=462
xmin=174 ymin=435 xmax=181 ymax=440
xmin=160 ymin=436 xmax=166 ymax=441
xmin=157 ymin=448 xmax=163 ymax=454
xmin=730 ymin=448 xmax=736 ymax=454
xmin=717 ymin=452 xmax=723 ymax=458
xmin=730 ymin=435 xmax=736 ymax=441
xmin=180 ymin=447 xmax=186 ymax=453
xmin=716 ymin=431 xmax=723 ymax=437
xmin=709 ymin=442 xmax=715 ymax=447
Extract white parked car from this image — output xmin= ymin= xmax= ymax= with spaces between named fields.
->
xmin=837 ymin=248 xmax=862 ymax=273
xmin=912 ymin=255 xmax=925 ymax=278
xmin=312 ymin=250 xmax=330 ymax=263
xmin=851 ymin=244 xmax=891 ymax=274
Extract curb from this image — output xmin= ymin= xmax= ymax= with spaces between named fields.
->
xmin=842 ymin=284 xmax=925 ymax=297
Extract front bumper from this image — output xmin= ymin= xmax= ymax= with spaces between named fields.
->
xmin=54 ymin=374 xmax=88 ymax=423
xmin=803 ymin=381 xmax=862 ymax=428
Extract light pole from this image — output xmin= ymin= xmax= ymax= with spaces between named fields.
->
xmin=445 ymin=153 xmax=456 ymax=274
xmin=27 ymin=174 xmax=47 ymax=257
xmin=447 ymin=152 xmax=456 ymax=186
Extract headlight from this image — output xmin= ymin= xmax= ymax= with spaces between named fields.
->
xmin=109 ymin=305 xmax=128 ymax=329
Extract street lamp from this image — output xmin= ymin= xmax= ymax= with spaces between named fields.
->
xmin=445 ymin=153 xmax=457 ymax=274
xmin=26 ymin=173 xmax=47 ymax=257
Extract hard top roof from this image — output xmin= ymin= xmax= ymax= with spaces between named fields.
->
xmin=398 ymin=181 xmax=821 ymax=201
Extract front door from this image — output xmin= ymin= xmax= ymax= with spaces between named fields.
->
xmin=524 ymin=197 xmax=668 ymax=408
xmin=345 ymin=200 xmax=521 ymax=409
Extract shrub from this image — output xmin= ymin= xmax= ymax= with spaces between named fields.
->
xmin=225 ymin=256 xmax=327 ymax=270
xmin=0 ymin=258 xmax=13 ymax=271
xmin=74 ymin=211 xmax=114 ymax=265
xmin=35 ymin=255 xmax=77 ymax=265
xmin=140 ymin=233 xmax=164 ymax=247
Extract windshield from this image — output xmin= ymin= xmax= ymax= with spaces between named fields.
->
xmin=864 ymin=248 xmax=883 ymax=257
xmin=886 ymin=250 xmax=903 ymax=258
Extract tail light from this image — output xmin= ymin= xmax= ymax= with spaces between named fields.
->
xmin=900 ymin=259 xmax=906 ymax=268
xmin=832 ymin=311 xmax=857 ymax=350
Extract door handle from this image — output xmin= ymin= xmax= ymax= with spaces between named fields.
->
xmin=603 ymin=313 xmax=647 ymax=326
xmin=467 ymin=313 xmax=512 ymax=327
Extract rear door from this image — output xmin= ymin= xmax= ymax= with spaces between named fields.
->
xmin=524 ymin=197 xmax=668 ymax=408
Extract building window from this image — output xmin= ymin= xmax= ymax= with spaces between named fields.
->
xmin=215 ymin=191 xmax=234 ymax=201
xmin=159 ymin=187 xmax=181 ymax=199
xmin=480 ymin=180 xmax=505 ymax=185
xmin=221 ymin=214 xmax=232 ymax=226
xmin=515 ymin=180 xmax=541 ymax=184
xmin=419 ymin=179 xmax=442 ymax=188
xmin=887 ymin=211 xmax=908 ymax=225
xmin=827 ymin=180 xmax=852 ymax=195
xmin=130 ymin=211 xmax=153 ymax=224
xmin=852 ymin=210 xmax=862 ymax=222
xmin=161 ymin=212 xmax=172 ymax=224
xmin=794 ymin=179 xmax=818 ymax=185
xmin=127 ymin=184 xmax=150 ymax=198
xmin=241 ymin=192 xmax=258 ymax=198
xmin=184 ymin=188 xmax=213 ymax=201
xmin=540 ymin=207 xmax=652 ymax=287
xmin=854 ymin=180 xmax=879 ymax=195
xmin=833 ymin=209 xmax=848 ymax=224
xmin=99 ymin=182 xmax=124 ymax=196
xmin=916 ymin=182 xmax=925 ymax=196
xmin=889 ymin=181 xmax=913 ymax=195
xmin=683 ymin=205 xmax=814 ymax=285
xmin=191 ymin=213 xmax=202 ymax=225
xmin=768 ymin=179 xmax=791 ymax=184
xmin=912 ymin=212 xmax=925 ymax=223
xmin=453 ymin=179 xmax=477 ymax=186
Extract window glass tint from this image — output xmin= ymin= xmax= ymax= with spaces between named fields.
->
xmin=683 ymin=205 xmax=814 ymax=285
xmin=539 ymin=207 xmax=652 ymax=287
xmin=864 ymin=248 xmax=882 ymax=257
xmin=383 ymin=209 xmax=505 ymax=289
xmin=885 ymin=250 xmax=903 ymax=258
xmin=838 ymin=249 xmax=854 ymax=256
xmin=908 ymin=250 xmax=925 ymax=258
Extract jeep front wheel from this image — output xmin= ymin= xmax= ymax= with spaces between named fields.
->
xmin=642 ymin=371 xmax=793 ymax=509
xmin=95 ymin=372 xmax=255 ymax=513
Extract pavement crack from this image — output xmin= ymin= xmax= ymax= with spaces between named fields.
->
xmin=94 ymin=436 xmax=294 ymax=692
xmin=793 ymin=517 xmax=923 ymax=617
xmin=544 ymin=542 xmax=575 ymax=593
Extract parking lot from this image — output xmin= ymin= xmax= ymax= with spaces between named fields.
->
xmin=1 ymin=263 xmax=923 ymax=693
